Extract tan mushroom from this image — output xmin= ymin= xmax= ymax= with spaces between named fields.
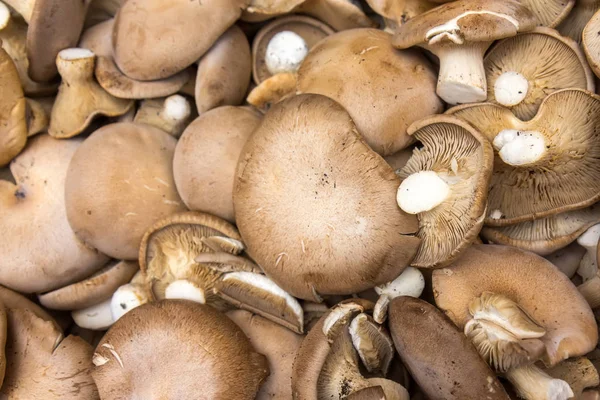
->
xmin=25 ymin=96 xmax=50 ymax=136
xmin=544 ymin=242 xmax=587 ymax=279
xmin=92 ymin=300 xmax=269 ymax=399
xmin=583 ymin=9 xmax=600 ymax=79
xmin=173 ymin=106 xmax=262 ymax=222
xmin=0 ymin=44 xmax=26 ymax=167
xmin=297 ymin=28 xmax=442 ymax=156
xmin=545 ymin=357 xmax=600 ymax=399
xmin=365 ymin=0 xmax=443 ymax=32
xmin=84 ymin=0 xmax=123 ymax=28
xmin=558 ymin=0 xmax=600 ymax=43
xmin=65 ymin=122 xmax=186 ymax=260
xmin=372 ymin=266 xmax=425 ymax=324
xmin=134 ymin=94 xmax=193 ymax=138
xmin=78 ymin=18 xmax=113 ymax=57
xmin=246 ymin=72 xmax=297 ymax=112
xmin=576 ymin=224 xmax=600 ymax=281
xmin=241 ymin=0 xmax=305 ymax=22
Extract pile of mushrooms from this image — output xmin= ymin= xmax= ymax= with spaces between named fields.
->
xmin=3 ymin=0 xmax=600 ymax=398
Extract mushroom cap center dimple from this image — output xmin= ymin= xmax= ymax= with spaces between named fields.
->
xmin=494 ymin=71 xmax=529 ymax=107
xmin=493 ymin=129 xmax=546 ymax=166
xmin=265 ymin=31 xmax=309 ymax=75
xmin=396 ymin=171 xmax=450 ymax=214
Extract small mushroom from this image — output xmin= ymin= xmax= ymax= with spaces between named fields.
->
xmin=392 ymin=0 xmax=537 ymax=104
xmin=0 ymin=44 xmax=26 ymax=167
xmin=545 ymin=357 xmax=600 ymax=399
xmin=133 ymin=94 xmax=193 ymax=138
xmin=544 ymin=242 xmax=587 ymax=279
xmin=296 ymin=0 xmax=375 ymax=32
xmin=71 ymin=298 xmax=114 ymax=330
xmin=576 ymin=224 xmax=600 ymax=281
xmin=91 ymin=300 xmax=269 ymax=399
xmin=558 ymin=0 xmax=600 ymax=43
xmin=109 ymin=271 xmax=152 ymax=321
xmin=521 ymin=0 xmax=575 ymax=28
xmin=64 ymin=122 xmax=186 ymax=260
xmin=372 ymin=267 xmax=425 ymax=324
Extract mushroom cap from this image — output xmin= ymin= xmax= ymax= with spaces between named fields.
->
xmin=557 ymin=0 xmax=600 ymax=44
xmin=246 ymin=72 xmax=297 ymax=112
xmin=583 ymin=9 xmax=600 ymax=79
xmin=0 ymin=301 xmax=7 ymax=387
xmin=296 ymin=0 xmax=375 ymax=32
xmin=0 ymin=45 xmax=26 ymax=167
xmin=174 ymin=106 xmax=262 ymax=222
xmin=113 ymin=0 xmax=248 ymax=81
xmin=234 ymin=94 xmax=420 ymax=301
xmin=0 ymin=135 xmax=108 ymax=293
xmin=522 ymin=0 xmax=575 ymax=28
xmin=228 ymin=309 xmax=303 ymax=400
xmin=397 ymin=115 xmax=493 ymax=268
xmin=78 ymin=18 xmax=114 ymax=58
xmin=92 ymin=300 xmax=269 ymax=399
xmin=485 ymin=27 xmax=595 ymax=120
xmin=242 ymin=0 xmax=306 ymax=21
xmin=481 ymin=204 xmax=600 ymax=256
xmin=447 ymin=89 xmax=600 ymax=226
xmin=297 ymin=28 xmax=442 ymax=156
xmin=252 ymin=15 xmax=334 ymax=84
xmin=392 ymin=0 xmax=537 ymax=49
xmin=39 ymin=260 xmax=139 ymax=311
xmin=432 ymin=244 xmax=598 ymax=366
xmin=65 ymin=122 xmax=186 ymax=260
xmin=388 ymin=296 xmax=510 ymax=400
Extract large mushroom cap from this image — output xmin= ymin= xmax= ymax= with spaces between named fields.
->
xmin=65 ymin=122 xmax=186 ymax=260
xmin=92 ymin=300 xmax=269 ymax=399
xmin=297 ymin=28 xmax=442 ymax=156
xmin=0 ymin=45 xmax=26 ymax=167
xmin=234 ymin=94 xmax=420 ymax=301
xmin=447 ymin=89 xmax=600 ymax=226
xmin=583 ymin=9 xmax=600 ymax=78
xmin=0 ymin=135 xmax=108 ymax=293
xmin=432 ymin=245 xmax=598 ymax=366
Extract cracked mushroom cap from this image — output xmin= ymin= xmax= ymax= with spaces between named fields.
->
xmin=174 ymin=106 xmax=262 ymax=222
xmin=113 ymin=0 xmax=248 ymax=81
xmin=297 ymin=28 xmax=442 ymax=156
xmin=481 ymin=204 xmax=600 ymax=256
xmin=65 ymin=122 xmax=186 ymax=260
xmin=558 ymin=0 xmax=600 ymax=43
xmin=0 ymin=44 xmax=26 ymax=167
xmin=432 ymin=244 xmax=598 ymax=366
xmin=234 ymin=94 xmax=420 ymax=301
xmin=396 ymin=115 xmax=493 ymax=268
xmin=0 ymin=135 xmax=108 ymax=293
xmin=447 ymin=89 xmax=600 ymax=226
xmin=485 ymin=27 xmax=594 ymax=120
xmin=583 ymin=9 xmax=600 ymax=79
xmin=388 ymin=296 xmax=509 ymax=400
xmin=92 ymin=300 xmax=268 ymax=399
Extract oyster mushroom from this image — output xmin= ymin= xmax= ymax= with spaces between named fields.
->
xmin=372 ymin=267 xmax=425 ymax=324
xmin=133 ymin=95 xmax=193 ymax=138
xmin=92 ymin=300 xmax=269 ymax=399
xmin=485 ymin=27 xmax=594 ymax=120
xmin=173 ymin=106 xmax=262 ymax=222
xmin=297 ymin=28 xmax=443 ymax=156
xmin=392 ymin=0 xmax=537 ymax=105
xmin=64 ymin=122 xmax=186 ymax=260
xmin=448 ymin=89 xmax=600 ymax=226
xmin=234 ymin=94 xmax=420 ymax=301
xmin=522 ymin=0 xmax=575 ymax=28
xmin=558 ymin=0 xmax=600 ymax=43
xmin=0 ymin=44 xmax=26 ymax=167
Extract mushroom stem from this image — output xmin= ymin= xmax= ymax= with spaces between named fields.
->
xmin=110 ymin=282 xmax=152 ymax=321
xmin=577 ymin=224 xmax=600 ymax=281
xmin=373 ymin=267 xmax=425 ymax=323
xmin=396 ymin=170 xmax=450 ymax=214
xmin=494 ymin=71 xmax=529 ymax=107
xmin=492 ymin=129 xmax=547 ymax=166
xmin=578 ymin=274 xmax=600 ymax=309
xmin=72 ymin=298 xmax=114 ymax=330
xmin=265 ymin=30 xmax=308 ymax=75
xmin=505 ymin=364 xmax=574 ymax=400
xmin=3 ymin=0 xmax=34 ymax=23
xmin=134 ymin=95 xmax=192 ymax=138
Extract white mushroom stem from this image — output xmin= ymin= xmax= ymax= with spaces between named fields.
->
xmin=493 ymin=130 xmax=547 ymax=166
xmin=72 ymin=299 xmax=115 ymax=330
xmin=396 ymin=171 xmax=450 ymax=214
xmin=134 ymin=95 xmax=191 ymax=138
xmin=164 ymin=279 xmax=206 ymax=304
xmin=505 ymin=364 xmax=574 ymax=400
xmin=577 ymin=224 xmax=600 ymax=281
xmin=373 ymin=267 xmax=425 ymax=324
xmin=494 ymin=71 xmax=529 ymax=107
xmin=3 ymin=0 xmax=34 ymax=23
xmin=0 ymin=2 xmax=11 ymax=30
xmin=110 ymin=282 xmax=152 ymax=321
xmin=265 ymin=30 xmax=308 ymax=75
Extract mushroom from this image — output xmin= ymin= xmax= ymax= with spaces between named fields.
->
xmin=372 ymin=267 xmax=425 ymax=324
xmin=241 ymin=0 xmax=305 ymax=22
xmin=349 ymin=313 xmax=395 ymax=374
xmin=558 ymin=0 xmax=600 ymax=43
xmin=71 ymin=299 xmax=114 ymax=331
xmin=0 ymin=44 xmax=26 ymax=167
xmin=297 ymin=28 xmax=443 ymax=156
xmin=112 ymin=0 xmax=247 ymax=80
xmin=78 ymin=18 xmax=113 ymax=57
xmin=228 ymin=309 xmax=303 ymax=400
xmin=84 ymin=0 xmax=123 ymax=29
xmin=246 ymin=72 xmax=298 ymax=112
xmin=447 ymin=89 xmax=600 ymax=226
xmin=384 ymin=147 xmax=414 ymax=173
xmin=576 ymin=224 xmax=600 ymax=281
xmin=92 ymin=300 xmax=269 ymax=399
xmin=484 ymin=27 xmax=595 ymax=120
xmin=25 ymin=96 xmax=51 ymax=136
xmin=584 ymin=9 xmax=600 ymax=79
xmin=396 ymin=115 xmax=493 ymax=268
xmin=388 ymin=296 xmax=510 ymax=400
xmin=133 ymin=95 xmax=193 ymax=138
xmin=392 ymin=0 xmax=537 ymax=105
xmin=234 ymin=94 xmax=420 ymax=301
xmin=433 ymin=245 xmax=597 ymax=397
xmin=296 ymin=0 xmax=375 ymax=32
xmin=481 ymin=205 xmax=600 ymax=256
xmin=0 ymin=134 xmax=109 ymax=293
xmin=173 ymin=106 xmax=262 ymax=222
xmin=544 ymin=242 xmax=587 ymax=279
xmin=64 ymin=122 xmax=186 ymax=260
xmin=545 ymin=357 xmax=600 ymax=399
xmin=109 ymin=271 xmax=152 ymax=322
xmin=195 ymin=25 xmax=251 ymax=114
xmin=521 ymin=0 xmax=575 ymax=28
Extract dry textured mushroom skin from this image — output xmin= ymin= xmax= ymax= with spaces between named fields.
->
xmin=174 ymin=106 xmax=262 ymax=222
xmin=521 ymin=0 xmax=575 ymax=28
xmin=113 ymin=0 xmax=249 ymax=81
xmin=397 ymin=115 xmax=493 ymax=268
xmin=388 ymin=296 xmax=509 ymax=400
xmin=433 ymin=245 xmax=598 ymax=366
xmin=133 ymin=95 xmax=193 ymax=138
xmin=447 ymin=89 xmax=600 ymax=226
xmin=0 ymin=45 xmax=26 ymax=167
xmin=365 ymin=0 xmax=440 ymax=31
xmin=297 ymin=28 xmax=442 ymax=156
xmin=0 ymin=302 xmax=7 ymax=388
xmin=65 ymin=122 xmax=185 ymax=260
xmin=484 ymin=27 xmax=595 ymax=121
xmin=234 ymin=94 xmax=420 ymax=301
xmin=92 ymin=300 xmax=268 ymax=400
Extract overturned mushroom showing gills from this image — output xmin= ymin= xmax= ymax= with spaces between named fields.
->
xmin=373 ymin=266 xmax=425 ymax=324
xmin=92 ymin=300 xmax=269 ymax=399
xmin=558 ymin=0 xmax=600 ymax=43
xmin=0 ymin=45 xmax=26 ymax=167
xmin=583 ymin=9 xmax=600 ymax=79
xmin=234 ymin=94 xmax=420 ymax=301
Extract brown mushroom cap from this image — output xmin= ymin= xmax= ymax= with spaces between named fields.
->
xmin=447 ymin=89 xmax=600 ymax=226
xmin=545 ymin=357 xmax=600 ymax=398
xmin=113 ymin=0 xmax=248 ymax=81
xmin=584 ymin=9 xmax=600 ymax=79
xmin=0 ymin=45 xmax=26 ymax=167
xmin=65 ymin=122 xmax=186 ymax=260
xmin=78 ymin=18 xmax=114 ymax=58
xmin=92 ymin=300 xmax=268 ymax=399
xmin=297 ymin=28 xmax=442 ymax=156
xmin=242 ymin=0 xmax=306 ymax=22
xmin=296 ymin=0 xmax=375 ymax=31
xmin=0 ymin=135 xmax=108 ymax=293
xmin=485 ymin=27 xmax=595 ymax=120
xmin=0 ymin=302 xmax=7 ymax=387
xmin=433 ymin=244 xmax=598 ymax=366
xmin=173 ymin=106 xmax=262 ymax=222
xmin=246 ymin=72 xmax=297 ymax=112
xmin=557 ymin=0 xmax=600 ymax=44
xmin=234 ymin=94 xmax=420 ymax=301
xmin=388 ymin=296 xmax=509 ymax=400
xmin=365 ymin=0 xmax=439 ymax=31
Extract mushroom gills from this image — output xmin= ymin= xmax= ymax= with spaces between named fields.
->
xmin=348 ymin=313 xmax=394 ymax=375
xmin=373 ymin=267 xmax=425 ymax=323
